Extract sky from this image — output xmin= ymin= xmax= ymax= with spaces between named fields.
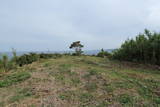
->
xmin=0 ymin=0 xmax=160 ymax=52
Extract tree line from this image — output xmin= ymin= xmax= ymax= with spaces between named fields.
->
xmin=1 ymin=29 xmax=160 ymax=73
xmin=112 ymin=29 xmax=160 ymax=65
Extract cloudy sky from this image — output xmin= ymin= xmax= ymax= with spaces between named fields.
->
xmin=0 ymin=0 xmax=160 ymax=51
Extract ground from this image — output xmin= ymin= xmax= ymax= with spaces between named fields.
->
xmin=0 ymin=56 xmax=160 ymax=107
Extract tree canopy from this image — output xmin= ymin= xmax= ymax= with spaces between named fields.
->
xmin=113 ymin=29 xmax=160 ymax=65
xmin=69 ymin=41 xmax=84 ymax=55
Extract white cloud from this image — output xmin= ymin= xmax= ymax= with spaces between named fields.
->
xmin=0 ymin=0 xmax=160 ymax=51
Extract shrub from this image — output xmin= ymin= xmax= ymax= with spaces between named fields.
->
xmin=16 ymin=53 xmax=39 ymax=66
xmin=97 ymin=49 xmax=111 ymax=58
xmin=39 ymin=53 xmax=62 ymax=59
xmin=0 ymin=54 xmax=15 ymax=72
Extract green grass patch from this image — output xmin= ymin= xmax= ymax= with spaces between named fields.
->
xmin=0 ymin=72 xmax=31 ymax=87
xmin=117 ymin=94 xmax=133 ymax=105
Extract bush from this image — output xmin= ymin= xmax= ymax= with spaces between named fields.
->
xmin=39 ymin=53 xmax=62 ymax=59
xmin=97 ymin=49 xmax=111 ymax=58
xmin=16 ymin=53 xmax=39 ymax=66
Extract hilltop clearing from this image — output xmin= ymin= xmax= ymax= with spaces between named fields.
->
xmin=0 ymin=56 xmax=159 ymax=107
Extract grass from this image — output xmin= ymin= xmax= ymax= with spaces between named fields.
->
xmin=117 ymin=94 xmax=134 ymax=105
xmin=0 ymin=55 xmax=160 ymax=106
xmin=85 ymin=82 xmax=98 ymax=92
xmin=0 ymin=72 xmax=31 ymax=87
xmin=9 ymin=88 xmax=34 ymax=103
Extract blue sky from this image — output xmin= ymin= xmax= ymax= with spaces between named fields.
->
xmin=0 ymin=0 xmax=160 ymax=51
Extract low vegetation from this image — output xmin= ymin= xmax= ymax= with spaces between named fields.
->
xmin=0 ymin=56 xmax=159 ymax=106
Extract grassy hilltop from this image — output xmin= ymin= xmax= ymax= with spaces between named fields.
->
xmin=0 ymin=55 xmax=159 ymax=107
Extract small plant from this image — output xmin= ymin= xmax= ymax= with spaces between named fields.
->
xmin=0 ymin=54 xmax=14 ymax=72
xmin=118 ymin=94 xmax=133 ymax=105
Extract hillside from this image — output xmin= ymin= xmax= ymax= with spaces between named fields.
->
xmin=0 ymin=56 xmax=160 ymax=107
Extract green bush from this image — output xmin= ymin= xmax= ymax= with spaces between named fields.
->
xmin=97 ymin=49 xmax=111 ymax=58
xmin=39 ymin=53 xmax=62 ymax=59
xmin=16 ymin=53 xmax=39 ymax=66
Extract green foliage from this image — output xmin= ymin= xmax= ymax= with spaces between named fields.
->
xmin=16 ymin=52 xmax=62 ymax=66
xmin=16 ymin=53 xmax=39 ymax=66
xmin=97 ymin=49 xmax=111 ymax=58
xmin=39 ymin=53 xmax=62 ymax=59
xmin=113 ymin=29 xmax=160 ymax=65
xmin=0 ymin=72 xmax=31 ymax=87
xmin=70 ymin=41 xmax=84 ymax=56
xmin=0 ymin=54 xmax=15 ymax=72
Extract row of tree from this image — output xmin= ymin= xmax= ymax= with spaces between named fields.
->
xmin=112 ymin=29 xmax=160 ymax=65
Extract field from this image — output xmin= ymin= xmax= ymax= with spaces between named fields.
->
xmin=0 ymin=56 xmax=160 ymax=107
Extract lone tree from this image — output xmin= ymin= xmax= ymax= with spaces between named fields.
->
xmin=69 ymin=41 xmax=84 ymax=55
